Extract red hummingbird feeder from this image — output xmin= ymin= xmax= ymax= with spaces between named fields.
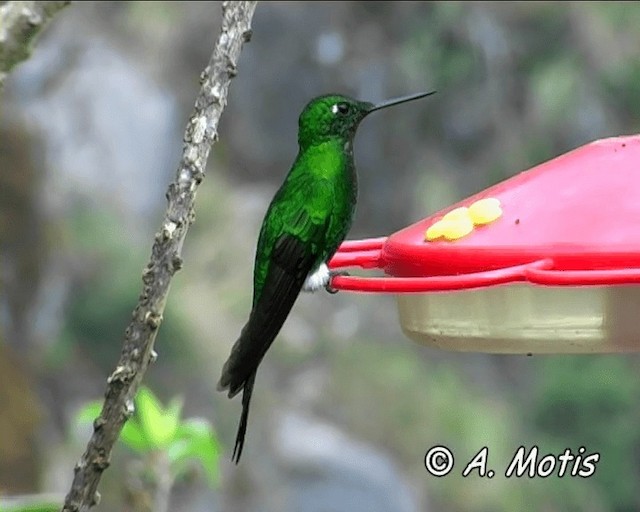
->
xmin=328 ymin=134 xmax=640 ymax=353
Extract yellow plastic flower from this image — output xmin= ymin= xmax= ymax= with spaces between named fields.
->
xmin=425 ymin=198 xmax=503 ymax=242
xmin=468 ymin=198 xmax=503 ymax=225
xmin=442 ymin=206 xmax=470 ymax=221
xmin=441 ymin=217 xmax=474 ymax=240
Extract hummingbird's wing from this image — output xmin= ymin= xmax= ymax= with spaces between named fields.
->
xmin=218 ymin=177 xmax=335 ymax=463
xmin=218 ymin=212 xmax=330 ymax=397
xmin=219 ymin=231 xmax=321 ymax=463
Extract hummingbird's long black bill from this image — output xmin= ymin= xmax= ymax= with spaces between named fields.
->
xmin=368 ymin=90 xmax=437 ymax=113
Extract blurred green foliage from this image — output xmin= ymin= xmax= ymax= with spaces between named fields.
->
xmin=0 ymin=500 xmax=59 ymax=512
xmin=531 ymin=357 xmax=640 ymax=511
xmin=47 ymin=203 xmax=192 ymax=370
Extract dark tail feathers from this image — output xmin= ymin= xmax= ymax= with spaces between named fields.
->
xmin=231 ymin=371 xmax=256 ymax=464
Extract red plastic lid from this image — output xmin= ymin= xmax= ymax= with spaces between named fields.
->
xmin=329 ymin=134 xmax=640 ymax=292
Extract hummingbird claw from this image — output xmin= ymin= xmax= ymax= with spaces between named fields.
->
xmin=326 ymin=270 xmax=350 ymax=294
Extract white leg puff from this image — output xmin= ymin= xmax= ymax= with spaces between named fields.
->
xmin=302 ymin=263 xmax=330 ymax=292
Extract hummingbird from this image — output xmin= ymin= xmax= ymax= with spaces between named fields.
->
xmin=217 ymin=90 xmax=436 ymax=463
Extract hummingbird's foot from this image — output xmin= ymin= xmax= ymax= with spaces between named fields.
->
xmin=303 ymin=263 xmax=331 ymax=293
xmin=325 ymin=270 xmax=350 ymax=294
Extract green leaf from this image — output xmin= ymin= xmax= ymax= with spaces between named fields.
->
xmin=120 ymin=417 xmax=150 ymax=454
xmin=75 ymin=398 xmax=151 ymax=453
xmin=75 ymin=401 xmax=103 ymax=426
xmin=136 ymin=387 xmax=182 ymax=448
xmin=165 ymin=397 xmax=184 ymax=428
xmin=0 ymin=497 xmax=61 ymax=512
xmin=167 ymin=418 xmax=222 ymax=486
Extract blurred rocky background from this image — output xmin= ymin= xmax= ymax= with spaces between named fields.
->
xmin=2 ymin=1 xmax=640 ymax=511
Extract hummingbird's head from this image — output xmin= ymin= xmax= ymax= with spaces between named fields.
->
xmin=297 ymin=91 xmax=436 ymax=149
xmin=297 ymin=94 xmax=372 ymax=149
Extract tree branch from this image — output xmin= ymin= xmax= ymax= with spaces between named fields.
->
xmin=0 ymin=0 xmax=70 ymax=89
xmin=60 ymin=2 xmax=258 ymax=511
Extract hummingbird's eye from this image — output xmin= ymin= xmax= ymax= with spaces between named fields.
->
xmin=332 ymin=102 xmax=350 ymax=115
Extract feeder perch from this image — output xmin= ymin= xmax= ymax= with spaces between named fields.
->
xmin=328 ymin=135 xmax=640 ymax=354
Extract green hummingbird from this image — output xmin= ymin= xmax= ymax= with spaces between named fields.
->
xmin=217 ymin=90 xmax=436 ymax=463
